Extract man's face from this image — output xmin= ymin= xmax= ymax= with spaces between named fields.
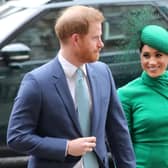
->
xmin=76 ymin=22 xmax=104 ymax=64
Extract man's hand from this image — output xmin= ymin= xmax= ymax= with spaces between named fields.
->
xmin=67 ymin=136 xmax=96 ymax=156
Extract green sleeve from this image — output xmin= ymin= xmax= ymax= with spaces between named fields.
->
xmin=117 ymin=89 xmax=133 ymax=138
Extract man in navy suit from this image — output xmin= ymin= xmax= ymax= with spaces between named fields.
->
xmin=7 ymin=5 xmax=135 ymax=168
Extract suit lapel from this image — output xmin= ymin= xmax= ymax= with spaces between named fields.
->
xmin=52 ymin=58 xmax=82 ymax=135
xmin=86 ymin=64 xmax=100 ymax=136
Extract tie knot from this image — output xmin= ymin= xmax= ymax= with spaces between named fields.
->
xmin=76 ymin=68 xmax=84 ymax=80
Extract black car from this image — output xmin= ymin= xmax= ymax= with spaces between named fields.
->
xmin=0 ymin=0 xmax=168 ymax=167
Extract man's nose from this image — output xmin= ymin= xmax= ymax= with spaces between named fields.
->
xmin=98 ymin=39 xmax=104 ymax=48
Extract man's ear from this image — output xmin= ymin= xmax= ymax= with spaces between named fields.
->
xmin=71 ymin=33 xmax=80 ymax=46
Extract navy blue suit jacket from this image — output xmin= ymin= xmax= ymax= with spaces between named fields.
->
xmin=7 ymin=57 xmax=135 ymax=168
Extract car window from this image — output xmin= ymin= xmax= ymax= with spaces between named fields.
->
xmin=0 ymin=8 xmax=40 ymax=44
xmin=11 ymin=9 xmax=60 ymax=61
xmin=102 ymin=4 xmax=168 ymax=57
xmin=100 ymin=4 xmax=168 ymax=87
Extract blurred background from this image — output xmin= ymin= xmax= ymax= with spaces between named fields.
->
xmin=0 ymin=0 xmax=11 ymax=5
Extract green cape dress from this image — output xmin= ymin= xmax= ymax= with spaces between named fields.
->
xmin=117 ymin=71 xmax=168 ymax=168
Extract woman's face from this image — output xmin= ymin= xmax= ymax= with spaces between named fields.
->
xmin=140 ymin=45 xmax=168 ymax=78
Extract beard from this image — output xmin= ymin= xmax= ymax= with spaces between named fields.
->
xmin=78 ymin=50 xmax=100 ymax=64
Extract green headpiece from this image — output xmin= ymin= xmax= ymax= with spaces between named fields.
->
xmin=141 ymin=25 xmax=168 ymax=54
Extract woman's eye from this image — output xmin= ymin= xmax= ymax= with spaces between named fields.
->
xmin=142 ymin=53 xmax=150 ymax=58
xmin=156 ymin=53 xmax=162 ymax=57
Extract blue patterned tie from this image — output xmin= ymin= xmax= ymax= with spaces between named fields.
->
xmin=75 ymin=68 xmax=99 ymax=168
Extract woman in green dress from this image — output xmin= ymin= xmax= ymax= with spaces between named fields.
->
xmin=117 ymin=25 xmax=168 ymax=168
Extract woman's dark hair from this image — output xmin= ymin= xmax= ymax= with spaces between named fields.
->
xmin=139 ymin=42 xmax=144 ymax=52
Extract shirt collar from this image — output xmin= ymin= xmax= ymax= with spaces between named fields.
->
xmin=58 ymin=51 xmax=87 ymax=78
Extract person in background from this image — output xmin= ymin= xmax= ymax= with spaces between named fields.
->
xmin=7 ymin=5 xmax=135 ymax=168
xmin=117 ymin=24 xmax=168 ymax=168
